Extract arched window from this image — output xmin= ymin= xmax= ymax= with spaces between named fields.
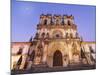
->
xmin=35 ymin=33 xmax=39 ymax=39
xmin=17 ymin=48 xmax=23 ymax=55
xmin=56 ymin=34 xmax=60 ymax=38
xmin=70 ymin=33 xmax=73 ymax=38
xmin=68 ymin=20 xmax=71 ymax=25
xmin=53 ymin=30 xmax=63 ymax=39
xmin=41 ymin=32 xmax=45 ymax=38
xmin=44 ymin=19 xmax=47 ymax=25
xmin=66 ymin=33 xmax=68 ymax=38
xmin=46 ymin=33 xmax=49 ymax=38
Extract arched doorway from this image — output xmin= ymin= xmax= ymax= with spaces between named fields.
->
xmin=53 ymin=50 xmax=63 ymax=66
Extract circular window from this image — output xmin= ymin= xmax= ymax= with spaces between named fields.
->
xmin=52 ymin=30 xmax=63 ymax=38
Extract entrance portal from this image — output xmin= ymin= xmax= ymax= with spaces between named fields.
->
xmin=53 ymin=50 xmax=63 ymax=66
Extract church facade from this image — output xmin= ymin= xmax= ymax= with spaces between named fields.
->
xmin=11 ymin=14 xmax=96 ymax=70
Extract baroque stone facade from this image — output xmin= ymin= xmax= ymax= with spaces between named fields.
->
xmin=11 ymin=14 xmax=96 ymax=70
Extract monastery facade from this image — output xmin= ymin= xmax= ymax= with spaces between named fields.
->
xmin=11 ymin=14 xmax=96 ymax=70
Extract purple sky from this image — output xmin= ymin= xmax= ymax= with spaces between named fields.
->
xmin=11 ymin=0 xmax=96 ymax=42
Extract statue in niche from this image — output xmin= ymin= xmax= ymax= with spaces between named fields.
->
xmin=72 ymin=43 xmax=78 ymax=55
xmin=53 ymin=16 xmax=56 ymax=25
xmin=70 ymin=33 xmax=73 ymax=38
xmin=47 ymin=18 xmax=51 ymax=25
xmin=36 ymin=43 xmax=43 ymax=63
xmin=63 ymin=15 xmax=68 ymax=25
xmin=64 ymin=19 xmax=67 ymax=25
xmin=40 ymin=18 xmax=44 ymax=25
xmin=47 ymin=15 xmax=52 ymax=25
xmin=57 ymin=16 xmax=61 ymax=25
xmin=72 ymin=43 xmax=80 ymax=63
xmin=46 ymin=33 xmax=49 ymax=39
xmin=54 ymin=18 xmax=56 ymax=25
xmin=62 ymin=18 xmax=64 ymax=25
xmin=40 ymin=14 xmax=44 ymax=25
xmin=53 ymin=15 xmax=61 ymax=25
xmin=56 ymin=19 xmax=59 ymax=25
xmin=66 ymin=33 xmax=68 ymax=38
xmin=28 ymin=49 xmax=35 ymax=62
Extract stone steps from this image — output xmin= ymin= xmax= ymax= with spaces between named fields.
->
xmin=11 ymin=64 xmax=95 ymax=75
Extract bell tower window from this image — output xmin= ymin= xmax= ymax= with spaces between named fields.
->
xmin=41 ymin=32 xmax=45 ymax=38
xmin=68 ymin=20 xmax=71 ymax=25
xmin=44 ymin=19 xmax=47 ymax=25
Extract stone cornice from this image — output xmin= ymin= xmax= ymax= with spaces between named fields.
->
xmin=37 ymin=24 xmax=77 ymax=30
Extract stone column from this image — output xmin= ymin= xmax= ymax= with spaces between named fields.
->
xmin=68 ymin=44 xmax=73 ymax=63
xmin=63 ymin=54 xmax=69 ymax=67
xmin=42 ymin=44 xmax=48 ymax=64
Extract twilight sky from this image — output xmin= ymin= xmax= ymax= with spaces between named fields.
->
xmin=11 ymin=0 xmax=96 ymax=42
